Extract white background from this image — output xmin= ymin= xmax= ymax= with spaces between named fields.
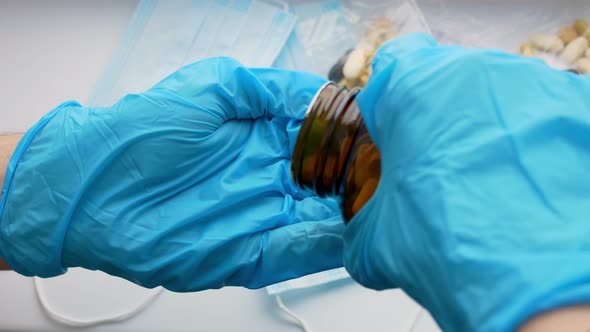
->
xmin=0 ymin=1 xmax=441 ymax=331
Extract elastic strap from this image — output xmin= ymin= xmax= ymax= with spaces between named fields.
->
xmin=274 ymin=294 xmax=313 ymax=332
xmin=33 ymin=277 xmax=164 ymax=328
xmin=264 ymin=0 xmax=289 ymax=11
xmin=408 ymin=307 xmax=424 ymax=332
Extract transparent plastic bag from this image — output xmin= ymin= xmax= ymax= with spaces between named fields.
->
xmin=273 ymin=0 xmax=432 ymax=83
xmin=342 ymin=0 xmax=432 ymax=42
xmin=418 ymin=0 xmax=590 ymax=71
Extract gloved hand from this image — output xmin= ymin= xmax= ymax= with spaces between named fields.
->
xmin=0 ymin=57 xmax=344 ymax=291
xmin=344 ymin=34 xmax=590 ymax=331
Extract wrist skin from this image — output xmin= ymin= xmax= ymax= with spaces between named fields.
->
xmin=0 ymin=133 xmax=23 ymax=270
xmin=518 ymin=305 xmax=590 ymax=332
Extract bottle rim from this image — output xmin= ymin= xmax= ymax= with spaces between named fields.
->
xmin=291 ymin=82 xmax=362 ymax=197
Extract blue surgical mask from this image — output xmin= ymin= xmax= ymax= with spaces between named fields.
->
xmin=265 ymin=267 xmax=350 ymax=296
xmin=266 ymin=267 xmax=352 ymax=331
xmin=89 ymin=0 xmax=296 ymax=106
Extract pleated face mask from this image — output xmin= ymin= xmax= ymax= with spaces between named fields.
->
xmin=89 ymin=0 xmax=296 ymax=106
xmin=265 ymin=267 xmax=350 ymax=296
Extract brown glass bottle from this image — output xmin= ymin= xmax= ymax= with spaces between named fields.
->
xmin=291 ymin=82 xmax=381 ymax=223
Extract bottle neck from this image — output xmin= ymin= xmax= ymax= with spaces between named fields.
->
xmin=292 ymin=83 xmax=363 ymax=197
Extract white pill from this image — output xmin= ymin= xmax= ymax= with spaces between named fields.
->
xmin=343 ymin=48 xmax=367 ymax=80
xmin=519 ymin=43 xmax=535 ymax=57
xmin=559 ymin=37 xmax=589 ymax=64
xmin=531 ymin=33 xmax=564 ymax=52
xmin=576 ymin=57 xmax=590 ymax=74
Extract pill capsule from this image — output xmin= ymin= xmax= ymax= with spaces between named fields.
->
xmin=370 ymin=17 xmax=395 ymax=32
xmin=559 ymin=26 xmax=578 ymax=45
xmin=372 ymin=29 xmax=397 ymax=47
xmin=574 ymin=19 xmax=589 ymax=36
xmin=560 ymin=37 xmax=589 ymax=64
xmin=362 ymin=17 xmax=397 ymax=50
xmin=359 ymin=74 xmax=369 ymax=86
xmin=343 ymin=48 xmax=367 ymax=80
xmin=328 ymin=49 xmax=353 ymax=83
xmin=576 ymin=57 xmax=590 ymax=74
xmin=519 ymin=43 xmax=536 ymax=57
xmin=346 ymin=78 xmax=362 ymax=89
xmin=532 ymin=33 xmax=564 ymax=52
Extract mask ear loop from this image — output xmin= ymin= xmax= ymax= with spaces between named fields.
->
xmin=408 ymin=308 xmax=424 ymax=332
xmin=274 ymin=293 xmax=422 ymax=332
xmin=33 ymin=277 xmax=165 ymax=328
xmin=274 ymin=294 xmax=313 ymax=332
xmin=264 ymin=0 xmax=289 ymax=12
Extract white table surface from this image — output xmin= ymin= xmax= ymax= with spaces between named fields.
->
xmin=0 ymin=1 xmax=441 ymax=331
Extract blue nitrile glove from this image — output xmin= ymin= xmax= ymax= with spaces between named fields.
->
xmin=343 ymin=34 xmax=590 ymax=331
xmin=0 ymin=57 xmax=344 ymax=291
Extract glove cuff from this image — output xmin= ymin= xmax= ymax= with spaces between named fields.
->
xmin=0 ymin=101 xmax=81 ymax=277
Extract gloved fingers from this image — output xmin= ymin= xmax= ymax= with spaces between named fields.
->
xmin=342 ymin=194 xmax=400 ymax=291
xmin=145 ymin=57 xmax=326 ymax=126
xmin=249 ymin=67 xmax=327 ymax=120
xmin=235 ymin=217 xmax=344 ymax=289
xmin=291 ymin=195 xmax=343 ymax=222
xmin=355 ymin=33 xmax=443 ymax=149
xmin=370 ymin=33 xmax=439 ymax=77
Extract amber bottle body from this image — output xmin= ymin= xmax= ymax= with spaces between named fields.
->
xmin=291 ymin=82 xmax=381 ymax=222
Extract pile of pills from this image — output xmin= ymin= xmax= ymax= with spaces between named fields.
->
xmin=520 ymin=19 xmax=590 ymax=74
xmin=328 ymin=18 xmax=398 ymax=88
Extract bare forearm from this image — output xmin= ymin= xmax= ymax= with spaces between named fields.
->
xmin=0 ymin=133 xmax=22 ymax=271
xmin=0 ymin=134 xmax=22 ymax=188
xmin=519 ymin=305 xmax=590 ymax=332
